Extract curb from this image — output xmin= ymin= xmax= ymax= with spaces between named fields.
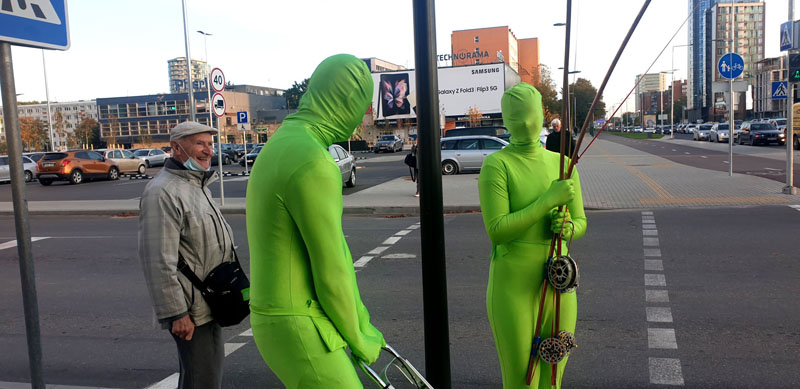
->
xmin=2 ymin=205 xmax=484 ymax=217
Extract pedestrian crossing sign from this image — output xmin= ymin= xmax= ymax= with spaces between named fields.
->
xmin=781 ymin=21 xmax=794 ymax=52
xmin=772 ymin=81 xmax=788 ymax=100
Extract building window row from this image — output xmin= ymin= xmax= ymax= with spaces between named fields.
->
xmin=99 ymin=100 xmax=209 ymax=120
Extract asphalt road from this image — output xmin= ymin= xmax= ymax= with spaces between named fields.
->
xmin=2 ymin=206 xmax=798 ymax=388
xmin=603 ymin=132 xmax=800 ymax=185
xmin=0 ymin=152 xmax=410 ymax=202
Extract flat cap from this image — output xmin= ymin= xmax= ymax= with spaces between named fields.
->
xmin=170 ymin=121 xmax=218 ymax=141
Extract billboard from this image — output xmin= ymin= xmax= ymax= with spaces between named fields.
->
xmin=371 ymin=63 xmax=506 ymax=120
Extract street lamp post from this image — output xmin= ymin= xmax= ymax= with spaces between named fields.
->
xmin=41 ymin=51 xmax=55 ymax=151
xmin=181 ymin=0 xmax=196 ymax=122
xmin=197 ymin=31 xmax=213 ymax=128
xmin=671 ymin=44 xmax=691 ymax=139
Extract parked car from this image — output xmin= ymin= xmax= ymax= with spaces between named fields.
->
xmin=444 ymin=126 xmax=510 ymax=141
xmin=23 ymin=152 xmax=46 ymax=163
xmin=0 ymin=155 xmax=38 ymax=183
xmin=633 ymin=127 xmax=643 ymax=133
xmin=328 ymin=144 xmax=357 ymax=187
xmin=216 ymin=143 xmax=239 ymax=162
xmin=134 ymin=148 xmax=169 ymax=167
xmin=710 ymin=123 xmax=735 ymax=143
xmin=234 ymin=143 xmax=259 ymax=159
xmin=36 ymin=150 xmax=119 ymax=185
xmin=738 ymin=121 xmax=785 ymax=146
xmin=239 ymin=145 xmax=263 ymax=166
xmin=374 ymin=135 xmax=404 ymax=153
xmin=96 ymin=149 xmax=147 ymax=174
xmin=210 ymin=148 xmax=233 ymax=166
xmin=693 ymin=124 xmax=713 ymax=141
xmin=440 ymin=135 xmax=508 ymax=175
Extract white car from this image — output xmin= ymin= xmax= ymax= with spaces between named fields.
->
xmin=328 ymin=144 xmax=357 ymax=187
xmin=440 ymin=135 xmax=508 ymax=175
xmin=134 ymin=148 xmax=169 ymax=168
xmin=0 ymin=155 xmax=38 ymax=183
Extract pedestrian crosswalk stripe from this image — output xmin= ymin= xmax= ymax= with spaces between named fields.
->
xmin=0 ymin=237 xmax=50 ymax=251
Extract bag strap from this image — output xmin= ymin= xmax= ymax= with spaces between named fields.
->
xmin=177 ymin=253 xmax=207 ymax=293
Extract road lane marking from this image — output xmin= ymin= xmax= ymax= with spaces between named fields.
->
xmin=764 ymin=167 xmax=780 ymax=171
xmin=0 ymin=237 xmax=50 ymax=251
xmin=646 ymin=290 xmax=670 ymax=303
xmin=642 ymin=211 xmax=684 ymax=385
xmin=644 ymin=248 xmax=662 ymax=257
xmin=700 ymin=155 xmax=707 ymax=158
xmin=644 ymin=260 xmax=663 ymax=271
xmin=382 ymin=236 xmax=402 ymax=245
xmin=240 ymin=328 xmax=253 ymax=336
xmin=684 ymin=152 xmax=691 ymax=154
xmin=790 ymin=205 xmax=800 ymax=211
xmin=649 ymin=358 xmax=685 ymax=386
xmin=395 ymin=230 xmax=412 ymax=236
xmin=382 ymin=253 xmax=416 ymax=259
xmin=643 ymin=237 xmax=660 ymax=246
xmin=648 ymin=328 xmax=678 ymax=349
xmin=646 ymin=307 xmax=674 ymax=323
xmin=224 ymin=342 xmax=246 ymax=357
xmin=354 ymin=256 xmax=374 ymax=268
xmin=0 ymin=382 xmax=121 ymax=389
xmin=146 ymin=374 xmax=179 ymax=389
xmin=368 ymin=246 xmax=389 ymax=255
xmin=408 ymin=224 xmax=420 ymax=230
xmin=645 ymin=274 xmax=666 ymax=286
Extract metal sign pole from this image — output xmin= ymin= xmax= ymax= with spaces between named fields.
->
xmin=1 ymin=41 xmax=45 ymax=389
xmin=41 ymin=50 xmax=55 ymax=151
xmin=729 ymin=5 xmax=734 ymax=177
xmin=785 ymin=0 xmax=797 ymax=195
xmin=412 ymin=0 xmax=451 ymax=387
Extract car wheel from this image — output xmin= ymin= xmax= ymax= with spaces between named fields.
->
xmin=224 ymin=156 xmax=231 ymax=165
xmin=145 ymin=160 xmax=151 ymax=168
xmin=138 ymin=164 xmax=147 ymax=174
xmin=24 ymin=170 xmax=33 ymax=182
xmin=346 ymin=169 xmax=356 ymax=188
xmin=108 ymin=166 xmax=119 ymax=181
xmin=442 ymin=160 xmax=458 ymax=175
xmin=69 ymin=169 xmax=83 ymax=185
xmin=39 ymin=178 xmax=53 ymax=186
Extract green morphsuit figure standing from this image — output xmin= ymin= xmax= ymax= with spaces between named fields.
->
xmin=246 ymin=54 xmax=385 ymax=388
xmin=478 ymin=83 xmax=587 ymax=388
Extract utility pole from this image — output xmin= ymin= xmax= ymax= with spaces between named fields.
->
xmin=785 ymin=0 xmax=797 ymax=194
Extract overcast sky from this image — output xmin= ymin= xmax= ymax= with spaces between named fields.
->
xmin=5 ymin=0 xmax=795 ymax=118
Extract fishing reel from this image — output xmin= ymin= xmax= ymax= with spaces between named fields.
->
xmin=537 ymin=331 xmax=578 ymax=365
xmin=546 ymin=255 xmax=580 ymax=293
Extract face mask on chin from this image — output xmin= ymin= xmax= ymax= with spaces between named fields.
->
xmin=177 ymin=142 xmax=210 ymax=172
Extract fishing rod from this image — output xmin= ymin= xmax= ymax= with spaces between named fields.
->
xmin=526 ymin=1 xmax=654 ymax=386
xmin=577 ymin=0 xmax=701 ymax=161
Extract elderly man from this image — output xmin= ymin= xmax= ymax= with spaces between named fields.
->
xmin=545 ymin=118 xmax=577 ymax=156
xmin=139 ymin=121 xmax=235 ymax=389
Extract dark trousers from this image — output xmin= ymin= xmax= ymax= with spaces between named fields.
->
xmin=170 ymin=321 xmax=224 ymax=389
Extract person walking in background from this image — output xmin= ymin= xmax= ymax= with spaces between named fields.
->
xmin=478 ymin=83 xmax=587 ymax=388
xmin=411 ymin=140 xmax=419 ymax=197
xmin=139 ymin=121 xmax=236 ymax=389
xmin=545 ymin=118 xmax=576 ymax=156
xmin=246 ymin=54 xmax=385 ymax=387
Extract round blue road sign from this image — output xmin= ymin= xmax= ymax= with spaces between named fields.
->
xmin=718 ymin=52 xmax=744 ymax=79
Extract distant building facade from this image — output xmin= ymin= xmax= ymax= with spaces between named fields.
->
xmin=753 ymin=56 xmax=788 ymax=119
xmin=361 ymin=58 xmax=406 ymax=72
xmin=168 ymin=57 xmax=209 ymax=93
xmin=450 ymin=26 xmax=539 ymax=86
xmin=0 ymin=100 xmax=97 ymax=149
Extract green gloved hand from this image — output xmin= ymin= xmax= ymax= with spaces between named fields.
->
xmin=551 ymin=209 xmax=575 ymax=240
xmin=541 ymin=178 xmax=575 ymax=209
xmin=351 ymin=330 xmax=385 ymax=365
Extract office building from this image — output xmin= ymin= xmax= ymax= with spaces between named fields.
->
xmin=361 ymin=58 xmax=406 ymax=72
xmin=168 ymin=57 xmax=209 ymax=94
xmin=753 ymin=56 xmax=789 ymax=118
xmin=635 ymin=73 xmax=668 ymax=112
xmin=450 ymin=26 xmax=539 ymax=86
xmin=688 ymin=0 xmax=718 ymax=119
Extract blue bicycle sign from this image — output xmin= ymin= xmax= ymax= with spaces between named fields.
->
xmin=718 ymin=52 xmax=744 ymax=79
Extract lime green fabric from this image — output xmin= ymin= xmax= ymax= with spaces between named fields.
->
xmin=246 ymin=54 xmax=384 ymax=387
xmin=478 ymin=83 xmax=587 ymax=388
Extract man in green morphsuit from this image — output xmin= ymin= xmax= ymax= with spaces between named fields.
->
xmin=246 ymin=54 xmax=385 ymax=388
xmin=478 ymin=83 xmax=587 ymax=388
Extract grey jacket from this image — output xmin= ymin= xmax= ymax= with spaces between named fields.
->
xmin=139 ymin=158 xmax=235 ymax=327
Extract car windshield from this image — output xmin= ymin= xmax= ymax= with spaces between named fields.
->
xmin=42 ymin=153 xmax=68 ymax=161
xmin=751 ymin=123 xmax=775 ymax=131
xmin=775 ymin=119 xmax=787 ymax=126
xmin=699 ymin=125 xmax=712 ymax=131
xmin=380 ymin=135 xmax=395 ymax=141
xmin=252 ymin=146 xmax=263 ymax=154
xmin=717 ymin=124 xmax=729 ymax=131
xmin=134 ymin=150 xmax=150 ymax=156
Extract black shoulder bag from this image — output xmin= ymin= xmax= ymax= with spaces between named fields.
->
xmin=177 ymin=248 xmax=250 ymax=327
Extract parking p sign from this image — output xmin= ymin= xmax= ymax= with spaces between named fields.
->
xmin=237 ymin=111 xmax=248 ymax=124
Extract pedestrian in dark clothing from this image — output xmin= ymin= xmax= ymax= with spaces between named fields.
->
xmin=546 ymin=118 xmax=577 ymax=156
xmin=411 ymin=142 xmax=419 ymax=196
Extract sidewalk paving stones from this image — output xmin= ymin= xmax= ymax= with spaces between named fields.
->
xmin=2 ymin=138 xmax=799 ymax=216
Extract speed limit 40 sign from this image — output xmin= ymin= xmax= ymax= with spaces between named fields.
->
xmin=210 ymin=68 xmax=225 ymax=92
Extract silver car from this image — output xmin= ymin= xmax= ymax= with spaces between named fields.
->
xmin=328 ymin=144 xmax=356 ymax=187
xmin=440 ymin=135 xmax=508 ymax=175
xmin=0 ymin=155 xmax=38 ymax=183
xmin=96 ymin=149 xmax=147 ymax=174
xmin=134 ymin=148 xmax=169 ymax=168
xmin=693 ymin=124 xmax=713 ymax=141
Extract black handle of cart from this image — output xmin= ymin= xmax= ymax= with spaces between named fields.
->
xmin=356 ymin=344 xmax=434 ymax=389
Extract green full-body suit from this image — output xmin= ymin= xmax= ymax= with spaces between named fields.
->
xmin=478 ymin=83 xmax=587 ymax=388
xmin=246 ymin=54 xmax=385 ymax=388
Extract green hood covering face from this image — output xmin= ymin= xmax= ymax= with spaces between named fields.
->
xmin=288 ymin=54 xmax=374 ymax=145
xmin=501 ymin=82 xmax=543 ymax=145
